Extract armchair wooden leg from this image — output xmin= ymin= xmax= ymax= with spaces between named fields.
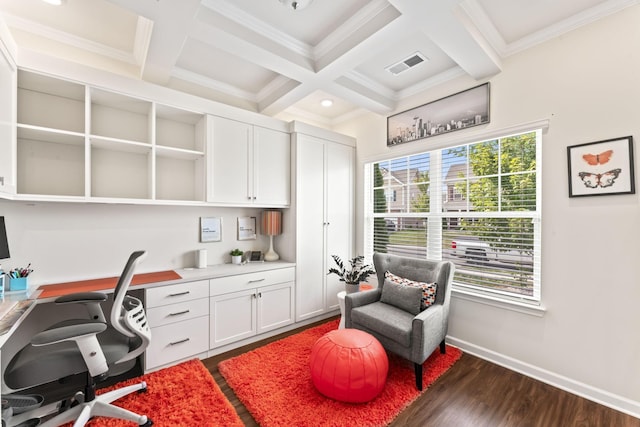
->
xmin=414 ymin=363 xmax=423 ymax=391
xmin=440 ymin=339 xmax=446 ymax=354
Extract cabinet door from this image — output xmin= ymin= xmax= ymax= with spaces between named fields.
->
xmin=257 ymin=282 xmax=294 ymax=334
xmin=208 ymin=116 xmax=252 ymax=204
xmin=0 ymin=23 xmax=16 ymax=195
xmin=254 ymin=126 xmax=290 ymax=206
xmin=325 ymin=142 xmax=354 ymax=310
xmin=295 ymin=135 xmax=326 ymax=321
xmin=210 ymin=288 xmax=256 ymax=348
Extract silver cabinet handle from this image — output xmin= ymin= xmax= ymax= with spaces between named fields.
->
xmin=168 ymin=291 xmax=190 ymax=297
xmin=169 ymin=338 xmax=190 ymax=346
xmin=168 ymin=309 xmax=190 ymax=316
xmin=248 ymin=279 xmax=265 ymax=283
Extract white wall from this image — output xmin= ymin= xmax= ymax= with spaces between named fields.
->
xmin=335 ymin=6 xmax=640 ymax=416
xmin=0 ymin=199 xmax=279 ymax=285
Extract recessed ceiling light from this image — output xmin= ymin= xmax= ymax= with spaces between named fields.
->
xmin=41 ymin=0 xmax=65 ymax=5
xmin=321 ymin=99 xmax=333 ymax=107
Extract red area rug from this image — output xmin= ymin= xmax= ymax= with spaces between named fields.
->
xmin=219 ymin=319 xmax=462 ymax=427
xmin=70 ymin=359 xmax=242 ymax=426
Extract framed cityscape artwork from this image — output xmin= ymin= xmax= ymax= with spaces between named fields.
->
xmin=567 ymin=136 xmax=635 ymax=197
xmin=387 ymin=83 xmax=490 ymax=146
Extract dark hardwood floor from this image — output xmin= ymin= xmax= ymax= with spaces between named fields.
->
xmin=202 ymin=319 xmax=640 ymax=427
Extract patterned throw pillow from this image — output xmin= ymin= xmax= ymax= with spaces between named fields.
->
xmin=385 ymin=271 xmax=437 ymax=311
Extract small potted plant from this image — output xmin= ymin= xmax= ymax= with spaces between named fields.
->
xmin=327 ymin=255 xmax=375 ymax=294
xmin=230 ymin=249 xmax=243 ymax=265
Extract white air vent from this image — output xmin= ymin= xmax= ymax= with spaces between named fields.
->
xmin=385 ymin=52 xmax=428 ymax=75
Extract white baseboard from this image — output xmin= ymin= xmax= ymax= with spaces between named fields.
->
xmin=447 ymin=336 xmax=640 ymax=419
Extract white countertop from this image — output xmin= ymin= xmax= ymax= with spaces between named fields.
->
xmin=176 ymin=261 xmax=296 ymax=282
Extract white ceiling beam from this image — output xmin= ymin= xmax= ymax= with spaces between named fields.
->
xmin=136 ymin=0 xmax=202 ymax=85
xmin=189 ymin=20 xmax=315 ymax=82
xmin=389 ymin=0 xmax=501 ymax=80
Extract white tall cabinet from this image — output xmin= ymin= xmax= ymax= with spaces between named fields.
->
xmin=292 ymin=128 xmax=355 ymax=321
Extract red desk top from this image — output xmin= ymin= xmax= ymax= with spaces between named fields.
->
xmin=37 ymin=270 xmax=182 ymax=299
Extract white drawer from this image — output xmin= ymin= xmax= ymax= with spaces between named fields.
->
xmin=146 ymin=280 xmax=208 ymax=308
xmin=145 ymin=316 xmax=209 ymax=370
xmin=146 ymin=298 xmax=209 ymax=328
xmin=209 ymin=267 xmax=295 ymax=296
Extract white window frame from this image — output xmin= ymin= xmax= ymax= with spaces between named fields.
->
xmin=363 ymin=121 xmax=547 ymax=313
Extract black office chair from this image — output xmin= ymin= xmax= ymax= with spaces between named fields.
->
xmin=4 ymin=251 xmax=152 ymax=427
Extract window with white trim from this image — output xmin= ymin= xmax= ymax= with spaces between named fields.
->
xmin=364 ymin=129 xmax=542 ymax=303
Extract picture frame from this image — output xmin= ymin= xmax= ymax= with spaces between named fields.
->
xmin=200 ymin=217 xmax=222 ymax=242
xmin=567 ymin=136 xmax=635 ymax=197
xmin=387 ymin=83 xmax=490 ymax=146
xmin=237 ymin=216 xmax=257 ymax=240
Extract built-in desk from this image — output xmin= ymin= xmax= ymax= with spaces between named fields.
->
xmin=0 ymin=262 xmax=298 ymax=374
xmin=37 ymin=270 xmax=182 ymax=299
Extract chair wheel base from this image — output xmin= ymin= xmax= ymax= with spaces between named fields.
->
xmin=140 ymin=420 xmax=153 ymax=427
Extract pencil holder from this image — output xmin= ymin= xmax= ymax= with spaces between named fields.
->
xmin=9 ymin=277 xmax=28 ymax=291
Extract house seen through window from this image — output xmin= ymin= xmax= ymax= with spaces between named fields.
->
xmin=365 ymin=129 xmax=542 ymax=303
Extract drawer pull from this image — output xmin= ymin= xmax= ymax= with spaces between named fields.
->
xmin=168 ymin=310 xmax=190 ymax=316
xmin=168 ymin=291 xmax=190 ymax=297
xmin=248 ymin=279 xmax=265 ymax=283
xmin=169 ymin=338 xmax=190 ymax=346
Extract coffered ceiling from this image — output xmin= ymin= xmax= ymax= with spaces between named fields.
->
xmin=0 ymin=0 xmax=636 ymax=126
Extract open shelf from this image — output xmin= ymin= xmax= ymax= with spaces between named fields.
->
xmin=90 ymin=88 xmax=151 ymax=144
xmin=91 ymin=146 xmax=151 ymax=199
xmin=13 ymin=70 xmax=214 ymax=204
xmin=156 ymin=104 xmax=205 ymax=152
xmin=17 ymin=135 xmax=85 ymax=197
xmin=156 ymin=156 xmax=205 ymax=201
xmin=17 ymin=70 xmax=85 ymax=133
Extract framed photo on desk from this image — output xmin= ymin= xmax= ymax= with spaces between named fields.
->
xmin=237 ymin=217 xmax=256 ymax=240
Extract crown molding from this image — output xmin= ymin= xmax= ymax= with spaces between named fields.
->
xmin=313 ymin=0 xmax=392 ymax=61
xmin=256 ymin=74 xmax=294 ymax=103
xmin=395 ymin=66 xmax=467 ymax=101
xmin=171 ymin=66 xmax=257 ymax=102
xmin=342 ymin=70 xmax=396 ymax=101
xmin=463 ymin=0 xmax=640 ymax=58
xmin=3 ymin=14 xmax=138 ymax=66
xmin=133 ymin=16 xmax=154 ymax=70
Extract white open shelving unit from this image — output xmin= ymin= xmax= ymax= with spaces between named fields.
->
xmin=16 ymin=70 xmax=206 ymax=203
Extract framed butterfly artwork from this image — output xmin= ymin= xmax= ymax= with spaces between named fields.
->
xmin=567 ymin=136 xmax=635 ymax=197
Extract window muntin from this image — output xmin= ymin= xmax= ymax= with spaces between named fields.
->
xmin=367 ymin=130 xmax=541 ymax=301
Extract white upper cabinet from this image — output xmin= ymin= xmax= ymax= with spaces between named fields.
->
xmin=0 ymin=21 xmax=17 ymax=196
xmin=254 ymin=125 xmax=290 ymax=206
xmin=1 ymin=60 xmax=290 ymax=206
xmin=11 ymin=69 xmax=207 ymax=203
xmin=208 ymin=116 xmax=290 ymax=206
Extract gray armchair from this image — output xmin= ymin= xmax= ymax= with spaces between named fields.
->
xmin=344 ymin=253 xmax=455 ymax=390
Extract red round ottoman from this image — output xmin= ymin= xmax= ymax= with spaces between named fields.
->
xmin=310 ymin=328 xmax=388 ymax=403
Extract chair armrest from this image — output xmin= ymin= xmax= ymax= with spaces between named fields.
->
xmin=55 ymin=292 xmax=108 ymax=304
xmin=344 ymin=290 xmax=382 ymax=328
xmin=411 ymin=304 xmax=445 ymax=363
xmin=345 ymin=289 xmax=381 ymax=309
xmin=31 ymin=323 xmax=107 ymax=346
xmin=55 ymin=292 xmax=108 ymax=323
xmin=32 ymin=323 xmax=109 ymax=378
